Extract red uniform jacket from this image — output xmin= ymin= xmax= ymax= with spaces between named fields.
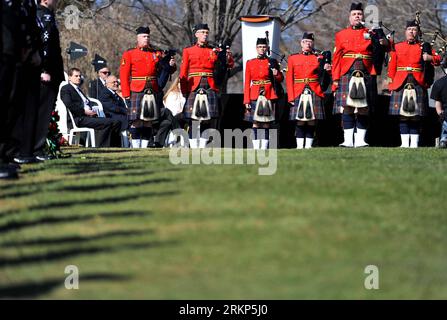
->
xmin=332 ymin=26 xmax=378 ymax=91
xmin=120 ymin=47 xmax=163 ymax=98
xmin=179 ymin=44 xmax=234 ymax=95
xmin=388 ymin=41 xmax=441 ymax=90
xmin=243 ymin=57 xmax=283 ymax=104
xmin=286 ymin=52 xmax=327 ymax=102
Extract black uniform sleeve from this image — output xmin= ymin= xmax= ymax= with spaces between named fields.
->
xmin=37 ymin=8 xmax=53 ymax=73
xmin=430 ymin=80 xmax=442 ymax=101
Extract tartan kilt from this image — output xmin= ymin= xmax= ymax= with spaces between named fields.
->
xmin=244 ymin=100 xmax=276 ymax=123
xmin=333 ymin=60 xmax=373 ymax=114
xmin=129 ymin=90 xmax=163 ymax=121
xmin=289 ymin=91 xmax=325 ymax=120
xmin=389 ymin=83 xmax=428 ymax=116
xmin=183 ymin=77 xmax=219 ymax=119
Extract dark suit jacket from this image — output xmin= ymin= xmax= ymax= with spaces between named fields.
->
xmin=60 ymin=83 xmax=90 ymax=119
xmin=88 ymin=78 xmax=106 ymax=99
xmin=99 ymin=88 xmax=129 ymax=131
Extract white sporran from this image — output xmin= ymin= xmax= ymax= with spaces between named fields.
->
xmin=346 ymin=70 xmax=368 ymax=109
xmin=191 ymin=89 xmax=211 ymax=121
xmin=140 ymin=91 xmax=159 ymax=121
xmin=399 ymin=83 xmax=418 ymax=117
xmin=295 ymin=88 xmax=315 ymax=121
xmin=253 ymin=94 xmax=275 ymax=123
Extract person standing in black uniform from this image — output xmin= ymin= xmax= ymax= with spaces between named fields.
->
xmin=34 ymin=0 xmax=64 ymax=160
xmin=10 ymin=0 xmax=44 ymax=164
xmin=1 ymin=0 xmax=42 ymax=176
xmin=0 ymin=0 xmax=21 ymax=179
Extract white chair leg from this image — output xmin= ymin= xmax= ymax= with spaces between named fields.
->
xmin=85 ymin=132 xmax=90 ymax=147
xmin=90 ymin=130 xmax=96 ymax=148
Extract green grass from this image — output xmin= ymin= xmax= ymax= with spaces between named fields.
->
xmin=1 ymin=147 xmax=447 ymax=299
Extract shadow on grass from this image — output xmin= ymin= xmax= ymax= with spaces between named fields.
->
xmin=0 ymin=211 xmax=153 ymax=233
xmin=28 ymin=190 xmax=178 ymax=212
xmin=0 ymin=240 xmax=178 ymax=267
xmin=60 ymin=178 xmax=175 ymax=192
xmin=0 ymin=273 xmax=131 ymax=298
xmin=74 ymin=149 xmax=139 ymax=155
xmin=1 ymin=229 xmax=153 ymax=247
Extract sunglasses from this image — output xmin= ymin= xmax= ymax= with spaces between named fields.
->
xmin=100 ymin=71 xmax=111 ymax=75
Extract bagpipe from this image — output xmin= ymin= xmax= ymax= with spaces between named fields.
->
xmin=210 ymin=40 xmax=231 ymax=87
xmin=265 ymin=31 xmax=285 ymax=98
xmin=414 ymin=11 xmax=436 ymax=86
xmin=364 ymin=21 xmax=395 ymax=75
xmin=155 ymin=47 xmax=178 ymax=89
xmin=314 ymin=49 xmax=332 ymax=92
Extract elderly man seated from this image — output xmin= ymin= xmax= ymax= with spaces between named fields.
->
xmin=98 ymin=75 xmax=129 ymax=132
xmin=60 ymin=67 xmax=121 ymax=147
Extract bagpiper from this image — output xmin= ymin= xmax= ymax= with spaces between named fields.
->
xmin=388 ymin=20 xmax=441 ymax=148
xmin=179 ymin=23 xmax=234 ymax=149
xmin=286 ymin=32 xmax=332 ymax=149
xmin=332 ymin=2 xmax=390 ymax=147
xmin=120 ymin=26 xmax=176 ymax=148
xmin=243 ymin=37 xmax=283 ymax=150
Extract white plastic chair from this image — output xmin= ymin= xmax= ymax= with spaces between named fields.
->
xmin=55 ymin=81 xmax=69 ymax=140
xmin=89 ymin=98 xmax=106 ymax=118
xmin=66 ymin=108 xmax=96 ymax=148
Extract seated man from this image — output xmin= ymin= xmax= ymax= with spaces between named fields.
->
xmin=99 ymin=75 xmax=129 ymax=132
xmin=60 ymin=67 xmax=121 ymax=147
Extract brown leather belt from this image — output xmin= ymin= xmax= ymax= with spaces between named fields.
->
xmin=397 ymin=67 xmax=422 ymax=72
xmin=294 ymin=78 xmax=318 ymax=84
xmin=188 ymin=72 xmax=213 ymax=78
xmin=343 ymin=53 xmax=372 ymax=60
xmin=252 ymin=80 xmax=271 ymax=85
xmin=131 ymin=76 xmax=157 ymax=80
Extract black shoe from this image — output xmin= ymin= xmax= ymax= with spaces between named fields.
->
xmin=148 ymin=142 xmax=163 ymax=148
xmin=35 ymin=154 xmax=55 ymax=162
xmin=0 ymin=167 xmax=18 ymax=180
xmin=8 ymin=162 xmax=21 ymax=170
xmin=13 ymin=156 xmax=38 ymax=164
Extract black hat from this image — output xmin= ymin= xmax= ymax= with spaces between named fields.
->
xmin=256 ymin=38 xmax=268 ymax=45
xmin=136 ymin=26 xmax=150 ymax=35
xmin=350 ymin=2 xmax=363 ymax=11
xmin=302 ymin=32 xmax=315 ymax=41
xmin=92 ymin=54 xmax=107 ymax=72
xmin=406 ymin=20 xmax=419 ymax=28
xmin=193 ymin=23 xmax=209 ymax=32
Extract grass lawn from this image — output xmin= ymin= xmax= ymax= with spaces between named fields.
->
xmin=0 ymin=146 xmax=447 ymax=299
